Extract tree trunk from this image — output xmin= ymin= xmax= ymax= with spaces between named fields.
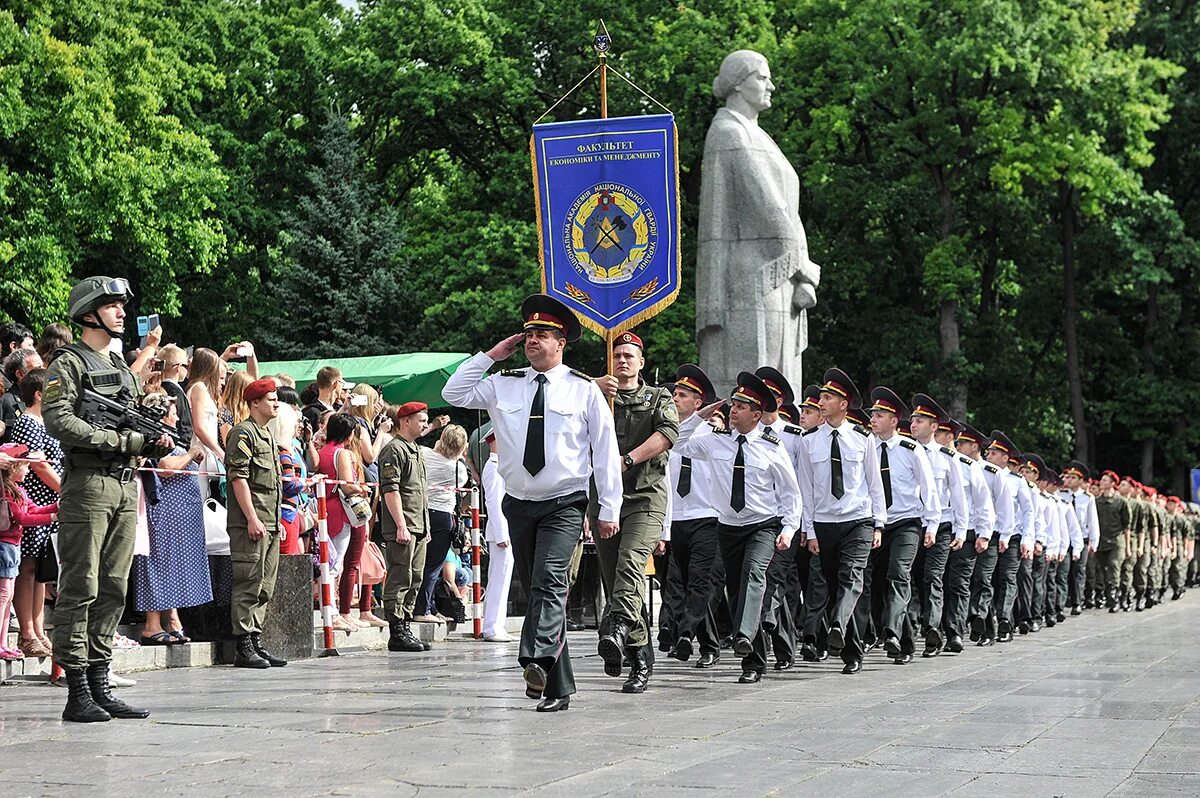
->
xmin=1059 ymin=181 xmax=1088 ymax=463
xmin=935 ymin=175 xmax=966 ymax=418
xmin=1138 ymin=282 xmax=1160 ymax=484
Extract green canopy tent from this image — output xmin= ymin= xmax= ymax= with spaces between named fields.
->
xmin=251 ymin=352 xmax=470 ymax=407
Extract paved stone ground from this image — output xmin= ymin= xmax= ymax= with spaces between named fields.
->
xmin=3 ymin=597 xmax=1200 ymax=797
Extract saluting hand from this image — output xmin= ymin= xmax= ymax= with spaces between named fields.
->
xmin=486 ymin=333 xmax=525 ymax=361
xmin=697 ymin=401 xmax=724 ymax=421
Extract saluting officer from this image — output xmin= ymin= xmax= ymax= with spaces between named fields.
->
xmin=44 ymin=277 xmax=170 ymax=724
xmin=862 ymin=387 xmax=938 ymax=665
xmin=591 ymin=331 xmax=679 ymax=695
xmin=225 ymin=378 xmax=287 ymax=670
xmin=673 ymin=372 xmax=801 ymax=684
xmin=942 ymin=419 xmax=996 ymax=654
xmin=442 ymin=294 xmax=622 ymax=712
xmin=956 ymin=424 xmax=1013 ymax=647
xmin=906 ymin=394 xmax=968 ymax=658
xmin=796 ymin=368 xmax=887 ymax=675
xmin=666 ymin=364 xmax=724 ymax=668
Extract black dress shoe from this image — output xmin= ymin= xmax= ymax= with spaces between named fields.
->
xmin=523 ymin=663 xmax=547 ymax=699
xmin=719 ymin=635 xmax=734 ymax=650
xmin=566 ymin=620 xmax=586 ymax=632
xmin=1055 ymin=611 xmax=1066 ymax=623
xmin=1070 ymin=607 xmax=1082 ymax=616
xmin=695 ymin=651 xmax=720 ymax=669
xmin=893 ymin=653 xmax=913 ymax=665
xmin=773 ymin=658 xmax=793 ymax=671
xmin=883 ymin=635 xmax=902 ymax=658
xmin=842 ymin=660 xmax=862 ymax=675
xmin=1135 ymin=595 xmax=1145 ymax=611
xmin=657 ymin=627 xmax=673 ymax=653
xmin=1017 ymin=621 xmax=1030 ymax=635
xmin=817 ymin=649 xmax=829 ymax=662
xmin=536 ymin=696 xmax=570 ymax=712
xmin=598 ymin=623 xmax=630 ymax=678
xmin=946 ymin=634 xmax=964 ymax=654
xmin=997 ymin=620 xmax=1011 ymax=639
xmin=969 ymin=616 xmax=985 ymax=643
xmin=1173 ymin=589 xmax=1184 ymax=601
xmin=1044 ymin=616 xmax=1056 ymax=628
xmin=977 ymin=636 xmax=994 ymax=648
xmin=826 ymin=625 xmax=845 ymax=654
xmin=672 ymin=636 xmax=694 ymax=662
xmin=738 ymin=670 xmax=762 ymax=684
xmin=923 ymin=628 xmax=942 ymax=654
xmin=732 ymin=635 xmax=753 ymax=657
xmin=1029 ymin=620 xmax=1041 ymax=633
xmin=800 ymin=644 xmax=821 ymax=663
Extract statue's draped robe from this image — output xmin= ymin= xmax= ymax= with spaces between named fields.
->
xmin=696 ymin=107 xmax=820 ymax=394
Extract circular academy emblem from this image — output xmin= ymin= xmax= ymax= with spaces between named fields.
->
xmin=564 ymin=182 xmax=658 ymax=285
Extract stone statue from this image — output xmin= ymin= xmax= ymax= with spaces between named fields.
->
xmin=696 ymin=50 xmax=820 ymax=395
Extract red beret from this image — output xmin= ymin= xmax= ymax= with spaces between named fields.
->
xmin=396 ymin=401 xmax=428 ymax=418
xmin=613 ymin=331 xmax=643 ymax=350
xmin=243 ymin=378 xmax=277 ymax=403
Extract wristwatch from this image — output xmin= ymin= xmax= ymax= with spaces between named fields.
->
xmin=623 ymin=454 xmax=635 ymax=469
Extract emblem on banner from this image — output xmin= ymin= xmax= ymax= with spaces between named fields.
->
xmin=565 ymin=182 xmax=658 ymax=285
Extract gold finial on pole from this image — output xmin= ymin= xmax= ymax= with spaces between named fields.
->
xmin=594 ymin=20 xmax=611 ymax=120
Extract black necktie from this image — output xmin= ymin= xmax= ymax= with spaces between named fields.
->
xmin=880 ymin=442 xmax=892 ymax=508
xmin=830 ymin=429 xmax=845 ymax=499
xmin=523 ymin=373 xmax=547 ymax=476
xmin=731 ymin=434 xmax=747 ymax=511
xmin=677 ymin=457 xmax=692 ymax=497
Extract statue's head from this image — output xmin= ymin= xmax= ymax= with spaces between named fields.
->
xmin=713 ymin=50 xmax=773 ymax=113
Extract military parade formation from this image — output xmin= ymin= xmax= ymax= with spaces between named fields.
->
xmin=443 ymin=293 xmax=1200 ymax=712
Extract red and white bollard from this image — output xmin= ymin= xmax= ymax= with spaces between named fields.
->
xmin=315 ymin=477 xmax=338 ymax=656
xmin=470 ymin=487 xmax=483 ymax=639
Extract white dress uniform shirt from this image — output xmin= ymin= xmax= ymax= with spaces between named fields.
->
xmin=762 ymin=419 xmax=805 ymax=476
xmin=1008 ymin=471 xmax=1036 ymax=545
xmin=1060 ymin=488 xmax=1100 ymax=550
xmin=442 ymin=352 xmax=623 ymax=522
xmin=674 ymin=414 xmax=803 ymax=532
xmin=957 ymin=455 xmax=997 ymax=539
xmin=979 ymin=461 xmax=1015 ymax=544
xmin=925 ymin=442 xmax=969 ymax=541
xmin=1058 ymin=495 xmax=1084 ymax=555
xmin=1037 ymin=492 xmax=1058 ymax=551
xmin=878 ymin=434 xmax=940 ymax=537
xmin=668 ymin=436 xmax=720 ymax=522
xmin=795 ymin=420 xmax=887 ymax=536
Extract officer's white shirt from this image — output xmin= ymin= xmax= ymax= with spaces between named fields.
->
xmin=674 ymin=414 xmax=803 ymax=532
xmin=1007 ymin=471 xmax=1036 ymax=545
xmin=978 ymin=460 xmax=1015 ymax=543
xmin=1060 ymin=488 xmax=1100 ymax=549
xmin=795 ymin=419 xmax=887 ymax=536
xmin=762 ymin=418 xmax=804 ymax=476
xmin=923 ymin=440 xmax=969 ymax=540
xmin=1058 ymin=495 xmax=1084 ymax=554
xmin=481 ymin=453 xmax=509 ymax=545
xmin=878 ymin=434 xmax=940 ymax=536
xmin=668 ymin=421 xmax=720 ymax=522
xmin=957 ymin=454 xmax=997 ymax=539
xmin=1035 ymin=491 xmax=1057 ymax=550
xmin=442 ymin=352 xmax=623 ymax=522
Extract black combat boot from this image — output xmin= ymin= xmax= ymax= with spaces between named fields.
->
xmin=1106 ymin=587 xmax=1118 ymax=612
xmin=388 ymin=619 xmax=424 ymax=652
xmin=62 ymin=667 xmax=112 ymax=723
xmin=598 ymin=621 xmax=631 ymax=677
xmin=86 ymin=663 xmax=149 ymax=719
xmin=622 ymin=649 xmax=651 ymax=694
xmin=251 ymin=633 xmax=288 ymax=667
xmin=234 ymin=634 xmax=271 ymax=668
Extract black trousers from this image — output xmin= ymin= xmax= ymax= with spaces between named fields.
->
xmin=717 ymin=518 xmax=780 ymax=674
xmin=991 ymin=536 xmax=1021 ymax=628
xmin=503 ymin=492 xmax=587 ymax=699
xmin=670 ymin=517 xmax=721 ymax=654
xmin=654 ymin=546 xmax=683 ymax=645
xmin=1069 ymin=546 xmax=1090 ymax=607
xmin=861 ymin=518 xmax=921 ymax=652
xmin=1015 ymin=550 xmax=1035 ymax=625
xmin=1031 ymin=550 xmax=1050 ymax=621
xmin=910 ymin=522 xmax=953 ymax=634
xmin=969 ymin=535 xmax=1000 ymax=623
xmin=762 ymin=535 xmax=800 ymax=664
xmin=804 ymin=518 xmax=873 ymax=665
xmin=943 ymin=529 xmax=979 ymax=638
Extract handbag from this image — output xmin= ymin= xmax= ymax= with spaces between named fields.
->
xmin=359 ymin=541 xmax=387 ymax=585
xmin=340 ymin=490 xmax=372 ymax=527
xmin=203 ymin=498 xmax=231 ymax=556
xmin=34 ymin=541 xmax=58 ymax=583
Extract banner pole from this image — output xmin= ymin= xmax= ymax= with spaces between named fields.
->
xmin=596 ymin=20 xmax=610 ymax=119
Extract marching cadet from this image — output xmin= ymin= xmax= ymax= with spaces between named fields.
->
xmin=754 ymin=366 xmax=803 ymax=670
xmin=1094 ymin=470 xmax=1132 ymax=611
xmin=943 ymin=419 xmax=996 ymax=654
xmin=1049 ymin=472 xmax=1083 ymax=625
xmin=590 ymin=331 xmax=679 ymax=695
xmin=1131 ymin=482 xmax=1158 ymax=611
xmin=673 ymin=372 xmax=802 ymax=684
xmin=1167 ymin=496 xmax=1191 ymax=600
xmin=793 ymin=385 xmax=827 ymax=660
xmin=1024 ymin=455 xmax=1061 ymax=630
xmin=665 ymin=365 xmax=723 ymax=668
xmin=1119 ymin=476 xmax=1145 ymax=611
xmin=442 ymin=294 xmax=622 ymax=712
xmin=906 ymin=394 xmax=968 ymax=658
xmin=796 ymin=368 xmax=887 ymax=675
xmin=1059 ymin=461 xmax=1099 ymax=615
xmin=1017 ymin=454 xmax=1050 ymax=633
xmin=990 ymin=433 xmax=1036 ymax=642
xmin=956 ymin=424 xmax=1013 ymax=648
xmin=1149 ymin=491 xmax=1170 ymax=606
xmin=862 ymin=387 xmax=938 ymax=665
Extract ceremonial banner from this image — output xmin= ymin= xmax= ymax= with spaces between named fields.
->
xmin=531 ymin=114 xmax=680 ymax=337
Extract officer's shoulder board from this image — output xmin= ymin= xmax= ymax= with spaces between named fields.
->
xmin=569 ymin=369 xmax=593 ymax=382
xmin=853 ymin=424 xmax=870 ymax=436
xmin=983 ymin=463 xmax=1000 ymax=474
xmin=958 ymin=454 xmax=973 ymax=466
xmin=761 ymin=430 xmax=780 ymax=445
xmin=713 ymin=426 xmax=731 ymax=436
xmin=783 ymin=424 xmax=803 ymax=436
xmin=940 ymin=446 xmax=956 ymax=457
xmin=499 ymin=369 xmax=526 ymax=378
xmin=802 ymin=426 xmax=820 ymax=436
xmin=899 ymin=439 xmax=917 ymax=451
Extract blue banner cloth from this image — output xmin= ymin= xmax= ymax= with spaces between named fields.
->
xmin=531 ymin=114 xmax=680 ymax=336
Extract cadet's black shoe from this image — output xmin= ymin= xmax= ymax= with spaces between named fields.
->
xmin=732 ymin=635 xmax=753 ymax=657
xmin=1135 ymin=594 xmax=1145 ymax=611
xmin=251 ymin=633 xmax=287 ymax=667
xmin=1044 ymin=616 xmax=1056 ymax=628
xmin=774 ymin=657 xmax=793 ymax=671
xmin=946 ymin=634 xmax=964 ymax=654
xmin=622 ymin=651 xmax=651 ymax=694
xmin=719 ymin=635 xmax=734 ymax=650
xmin=234 ymin=635 xmax=271 ymax=668
xmin=1071 ymin=606 xmax=1082 ymax=616
xmin=1056 ymin=611 xmax=1067 ymax=623
xmin=969 ymin=616 xmax=985 ymax=643
xmin=800 ymin=643 xmax=821 ymax=663
xmin=62 ymin=668 xmax=111 ymax=723
xmin=1029 ymin=620 xmax=1041 ymax=633
xmin=672 ymin=636 xmax=694 ymax=662
xmin=1145 ymin=592 xmax=1158 ymax=609
xmin=883 ymin=634 xmax=902 ymax=659
xmin=657 ymin=627 xmax=673 ymax=653
xmin=978 ymin=636 xmax=995 ymax=647
xmin=536 ymin=696 xmax=570 ymax=712
xmin=738 ymin=670 xmax=762 ymax=684
xmin=1017 ymin=621 xmax=1030 ymax=635
xmin=695 ymin=651 xmax=720 ymax=669
xmin=387 ymin=621 xmax=425 ymax=653
xmin=817 ymin=649 xmax=830 ymax=661
xmin=893 ymin=653 xmax=913 ymax=665
xmin=922 ymin=628 xmax=943 ymax=658
xmin=598 ymin=622 xmax=630 ymax=677
xmin=842 ymin=660 xmax=862 ymax=675
xmin=997 ymin=620 xmax=1012 ymax=641
xmin=86 ymin=663 xmax=149 ymax=719
xmin=998 ymin=629 xmax=1014 ymax=644
xmin=1173 ymin=589 xmax=1184 ymax=601
xmin=566 ymin=620 xmax=586 ymax=632
xmin=523 ymin=663 xmax=547 ymax=699
xmin=826 ymin=624 xmax=845 ymax=654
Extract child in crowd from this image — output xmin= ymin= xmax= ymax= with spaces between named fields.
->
xmin=0 ymin=444 xmax=59 ymax=661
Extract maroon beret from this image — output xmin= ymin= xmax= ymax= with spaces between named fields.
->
xmin=243 ymin=378 xmax=277 ymax=403
xmin=396 ymin=401 xmax=428 ymax=418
